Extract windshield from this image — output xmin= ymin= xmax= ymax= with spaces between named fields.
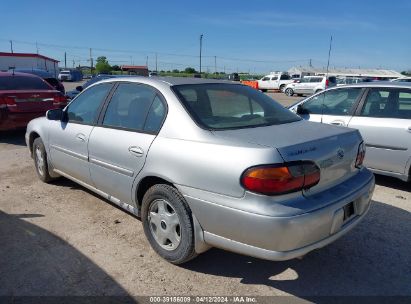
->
xmin=172 ymin=83 xmax=300 ymax=130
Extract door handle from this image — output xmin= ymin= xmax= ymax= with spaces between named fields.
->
xmin=331 ymin=121 xmax=345 ymax=126
xmin=129 ymin=146 xmax=144 ymax=157
xmin=76 ymin=133 xmax=86 ymax=141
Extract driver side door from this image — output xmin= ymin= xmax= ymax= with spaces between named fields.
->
xmin=48 ymin=83 xmax=114 ymax=186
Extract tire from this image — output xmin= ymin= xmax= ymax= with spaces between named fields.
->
xmin=285 ymin=88 xmax=294 ymax=96
xmin=297 ymin=94 xmax=304 ymax=97
xmin=260 ymin=89 xmax=267 ymax=92
xmin=33 ymin=137 xmax=54 ymax=183
xmin=279 ymin=84 xmax=286 ymax=92
xmin=141 ymin=184 xmax=197 ymax=264
xmin=315 ymin=89 xmax=323 ymax=94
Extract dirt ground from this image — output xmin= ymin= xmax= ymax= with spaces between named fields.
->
xmin=0 ymin=90 xmax=410 ymax=299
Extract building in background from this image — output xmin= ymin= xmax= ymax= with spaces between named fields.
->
xmin=0 ymin=52 xmax=59 ymax=77
xmin=288 ymin=66 xmax=402 ymax=80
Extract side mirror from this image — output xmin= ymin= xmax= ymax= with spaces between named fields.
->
xmin=46 ymin=108 xmax=63 ymax=121
xmin=296 ymin=104 xmax=308 ymax=115
xmin=75 ymin=86 xmax=83 ymax=92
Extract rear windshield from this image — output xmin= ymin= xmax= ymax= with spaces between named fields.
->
xmin=0 ymin=76 xmax=52 ymax=90
xmin=172 ymin=83 xmax=300 ymax=130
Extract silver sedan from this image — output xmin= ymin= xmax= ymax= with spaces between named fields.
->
xmin=289 ymin=82 xmax=411 ymax=181
xmin=26 ymin=77 xmax=374 ymax=264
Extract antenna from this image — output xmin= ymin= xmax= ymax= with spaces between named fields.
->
xmin=321 ymin=35 xmax=333 ymax=124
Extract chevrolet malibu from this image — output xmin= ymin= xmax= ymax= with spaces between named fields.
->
xmin=25 ymin=77 xmax=375 ymax=264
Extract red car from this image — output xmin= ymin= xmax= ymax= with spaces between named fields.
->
xmin=0 ymin=72 xmax=67 ymax=131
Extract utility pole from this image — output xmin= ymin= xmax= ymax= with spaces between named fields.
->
xmin=199 ymin=34 xmax=203 ymax=74
xmin=89 ymin=48 xmax=93 ymax=75
xmin=155 ymin=53 xmax=158 ymax=72
xmin=9 ymin=40 xmax=13 ymax=53
xmin=326 ymin=36 xmax=333 ymax=76
xmin=64 ymin=52 xmax=67 ymax=69
xmin=36 ymin=41 xmax=39 ymax=54
xmin=146 ymin=56 xmax=148 ymax=68
xmin=72 ymin=59 xmax=75 ymax=68
xmin=214 ymin=56 xmax=217 ymax=74
xmin=309 ymin=58 xmax=312 ymax=67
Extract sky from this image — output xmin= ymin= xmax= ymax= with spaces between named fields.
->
xmin=1 ymin=0 xmax=410 ymax=74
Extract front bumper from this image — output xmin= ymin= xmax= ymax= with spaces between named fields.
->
xmin=180 ymin=168 xmax=375 ymax=261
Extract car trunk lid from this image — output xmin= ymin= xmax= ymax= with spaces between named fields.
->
xmin=212 ymin=120 xmax=361 ymax=196
xmin=0 ymin=90 xmax=64 ymax=113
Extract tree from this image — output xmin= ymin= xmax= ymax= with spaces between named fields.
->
xmin=95 ymin=56 xmax=112 ymax=74
xmin=172 ymin=69 xmax=180 ymax=73
xmin=184 ymin=67 xmax=197 ymax=74
xmin=111 ymin=65 xmax=121 ymax=71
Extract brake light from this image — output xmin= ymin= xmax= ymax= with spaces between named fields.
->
xmin=241 ymin=161 xmax=320 ymax=195
xmin=355 ymin=142 xmax=366 ymax=168
xmin=53 ymin=94 xmax=67 ymax=107
xmin=0 ymin=96 xmax=16 ymax=108
xmin=325 ymin=79 xmax=329 ymax=88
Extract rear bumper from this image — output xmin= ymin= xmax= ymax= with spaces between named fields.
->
xmin=0 ymin=110 xmax=45 ymax=131
xmin=181 ymin=168 xmax=375 ymax=260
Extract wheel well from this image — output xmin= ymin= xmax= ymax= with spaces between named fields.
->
xmin=29 ymin=132 xmax=40 ymax=155
xmin=136 ymin=176 xmax=173 ymax=208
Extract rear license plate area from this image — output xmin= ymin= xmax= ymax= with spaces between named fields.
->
xmin=343 ymin=202 xmax=355 ymax=221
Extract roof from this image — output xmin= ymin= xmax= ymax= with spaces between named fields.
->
xmin=288 ymin=66 xmax=403 ymax=78
xmin=0 ymin=52 xmax=59 ymax=63
xmin=343 ymin=81 xmax=411 ymax=88
xmin=9 ymin=68 xmax=53 ymax=78
xmin=97 ymin=76 xmax=236 ymax=87
xmin=0 ymin=71 xmax=42 ymax=78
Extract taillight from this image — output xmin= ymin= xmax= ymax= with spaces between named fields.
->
xmin=355 ymin=142 xmax=366 ymax=168
xmin=53 ymin=94 xmax=67 ymax=107
xmin=0 ymin=96 xmax=16 ymax=108
xmin=241 ymin=161 xmax=320 ymax=195
xmin=325 ymin=79 xmax=329 ymax=88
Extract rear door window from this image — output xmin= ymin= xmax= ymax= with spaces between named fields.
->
xmin=102 ymin=83 xmax=157 ymax=131
xmin=0 ymin=76 xmax=52 ymax=90
xmin=310 ymin=77 xmax=323 ymax=83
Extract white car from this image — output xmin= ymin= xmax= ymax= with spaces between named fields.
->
xmin=284 ymin=75 xmax=337 ymax=96
xmin=258 ymin=73 xmax=293 ymax=92
xmin=288 ymin=82 xmax=411 ymax=181
xmin=391 ymin=77 xmax=411 ymax=83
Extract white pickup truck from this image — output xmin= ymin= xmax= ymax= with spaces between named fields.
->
xmin=258 ymin=73 xmax=294 ymax=92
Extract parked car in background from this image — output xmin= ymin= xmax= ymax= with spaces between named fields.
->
xmin=0 ymin=72 xmax=67 ymax=131
xmin=26 ymin=77 xmax=374 ymax=264
xmin=289 ymin=82 xmax=411 ymax=181
xmin=391 ymin=77 xmax=411 ymax=83
xmin=149 ymin=71 xmax=158 ymax=77
xmin=9 ymin=68 xmax=65 ymax=94
xmin=58 ymin=70 xmax=83 ymax=82
xmin=227 ymin=73 xmax=240 ymax=81
xmin=336 ymin=77 xmax=365 ymax=86
xmin=258 ymin=72 xmax=293 ymax=92
xmin=284 ymin=75 xmax=337 ymax=96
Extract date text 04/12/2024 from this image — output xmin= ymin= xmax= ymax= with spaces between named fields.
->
xmin=149 ymin=296 xmax=257 ymax=303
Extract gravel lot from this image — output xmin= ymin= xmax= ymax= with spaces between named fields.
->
xmin=0 ymin=82 xmax=410 ymax=299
